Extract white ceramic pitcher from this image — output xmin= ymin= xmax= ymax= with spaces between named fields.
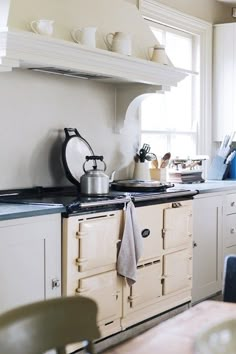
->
xmin=71 ymin=26 xmax=97 ymax=48
xmin=30 ymin=19 xmax=54 ymax=36
xmin=105 ymin=32 xmax=132 ymax=56
xmin=148 ymin=45 xmax=168 ymax=65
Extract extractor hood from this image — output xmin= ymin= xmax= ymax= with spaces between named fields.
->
xmin=0 ymin=0 xmax=193 ymax=89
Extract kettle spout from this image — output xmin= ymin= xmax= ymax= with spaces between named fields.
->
xmin=110 ymin=170 xmax=116 ymax=183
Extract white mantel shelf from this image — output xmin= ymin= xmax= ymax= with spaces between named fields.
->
xmin=0 ymin=28 xmax=192 ymax=88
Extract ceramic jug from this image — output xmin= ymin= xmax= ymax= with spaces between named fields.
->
xmin=105 ymin=32 xmax=132 ymax=56
xmin=149 ymin=45 xmax=168 ymax=65
xmin=133 ymin=162 xmax=151 ymax=180
xmin=71 ymin=27 xmax=97 ymax=48
xmin=30 ymin=19 xmax=54 ymax=36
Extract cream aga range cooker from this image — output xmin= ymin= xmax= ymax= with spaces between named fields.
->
xmin=0 ymin=185 xmax=197 ymax=345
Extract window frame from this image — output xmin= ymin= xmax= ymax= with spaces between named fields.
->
xmin=138 ymin=0 xmax=213 ymax=158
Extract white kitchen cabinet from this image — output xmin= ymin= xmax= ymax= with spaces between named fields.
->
xmin=223 ymin=192 xmax=236 ymax=266
xmin=192 ymin=194 xmax=223 ymax=303
xmin=0 ymin=214 xmax=61 ymax=314
xmin=213 ymin=23 xmax=236 ymax=141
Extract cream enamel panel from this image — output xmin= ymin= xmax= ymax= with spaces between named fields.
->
xmin=136 ymin=204 xmax=163 ymax=262
xmin=163 ymin=203 xmax=192 ymax=250
xmin=163 ymin=249 xmax=192 ymax=295
xmin=77 ymin=212 xmax=120 ymax=272
xmin=77 ymin=271 xmax=120 ymax=323
xmin=127 ymin=261 xmax=162 ymax=310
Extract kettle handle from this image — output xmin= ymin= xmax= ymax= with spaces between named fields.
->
xmin=85 ymin=155 xmax=104 ymax=162
xmin=83 ymin=156 xmax=107 ymax=172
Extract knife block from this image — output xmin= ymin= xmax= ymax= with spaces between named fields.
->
xmin=133 ymin=162 xmax=151 ymax=180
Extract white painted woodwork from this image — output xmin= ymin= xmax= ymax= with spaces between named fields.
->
xmin=192 ymin=195 xmax=223 ymax=303
xmin=223 ymin=192 xmax=236 ymax=276
xmin=225 ymin=193 xmax=236 ymax=214
xmin=0 ymin=29 xmax=190 ymax=89
xmin=213 ymin=23 xmax=236 ymax=141
xmin=136 ymin=204 xmax=163 ymax=263
xmin=163 ymin=249 xmax=192 ymax=295
xmin=0 ymin=214 xmax=61 ymax=314
xmin=163 ymin=201 xmax=193 ymax=250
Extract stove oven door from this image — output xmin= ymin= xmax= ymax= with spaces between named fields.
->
xmin=136 ymin=204 xmax=163 ymax=263
xmin=63 ymin=210 xmax=122 ymax=274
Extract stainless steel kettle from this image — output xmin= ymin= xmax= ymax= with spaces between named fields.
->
xmin=80 ymin=156 xmax=110 ymax=195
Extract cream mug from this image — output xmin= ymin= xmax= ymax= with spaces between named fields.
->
xmin=71 ymin=26 xmax=97 ymax=48
xmin=148 ymin=45 xmax=168 ymax=64
xmin=30 ymin=19 xmax=54 ymax=36
xmin=105 ymin=32 xmax=132 ymax=56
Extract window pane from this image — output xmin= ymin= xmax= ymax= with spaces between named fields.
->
xmin=141 ymin=133 xmax=168 ymax=158
xmin=165 ymin=32 xmax=192 ymax=70
xmin=170 ymin=134 xmax=196 ymax=158
xmin=150 ymin=27 xmax=164 ymax=45
xmin=141 ymin=75 xmax=193 ymax=132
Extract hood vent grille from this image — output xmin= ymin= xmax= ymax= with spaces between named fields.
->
xmin=28 ymin=67 xmax=111 ymax=80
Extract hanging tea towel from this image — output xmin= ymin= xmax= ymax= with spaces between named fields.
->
xmin=117 ymin=200 xmax=143 ymax=286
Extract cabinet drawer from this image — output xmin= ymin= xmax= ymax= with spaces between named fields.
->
xmin=76 ymin=271 xmax=121 ymax=323
xmin=225 ymin=194 xmax=236 ymax=215
xmin=225 ymin=214 xmax=236 ymax=247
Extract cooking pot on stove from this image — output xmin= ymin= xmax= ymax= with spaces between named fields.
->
xmin=80 ymin=155 xmax=110 ymax=195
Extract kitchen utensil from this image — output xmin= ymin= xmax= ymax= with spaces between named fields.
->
xmin=80 ymin=155 xmax=110 ymax=195
xmin=138 ymin=143 xmax=151 ymax=162
xmin=71 ymin=26 xmax=97 ymax=48
xmin=61 ymin=128 xmax=95 ymax=187
xmin=160 ymin=152 xmax=171 ymax=168
xmin=104 ymin=32 xmax=132 ymax=56
xmin=218 ymin=132 xmax=235 ymax=158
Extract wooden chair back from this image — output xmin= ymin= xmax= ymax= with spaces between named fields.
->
xmin=223 ymin=255 xmax=236 ymax=303
xmin=0 ymin=295 xmax=100 ymax=354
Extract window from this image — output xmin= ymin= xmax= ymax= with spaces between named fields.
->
xmin=139 ymin=0 xmax=212 ymax=162
xmin=140 ymin=22 xmax=200 ymax=159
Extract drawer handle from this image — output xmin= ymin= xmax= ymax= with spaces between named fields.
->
xmin=230 ymin=228 xmax=236 ymax=234
xmin=231 ymin=201 xmax=236 ymax=207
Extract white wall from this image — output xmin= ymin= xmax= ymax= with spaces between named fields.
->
xmin=0 ymin=0 xmax=234 ymax=189
xmin=0 ymin=70 xmax=135 ymax=188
